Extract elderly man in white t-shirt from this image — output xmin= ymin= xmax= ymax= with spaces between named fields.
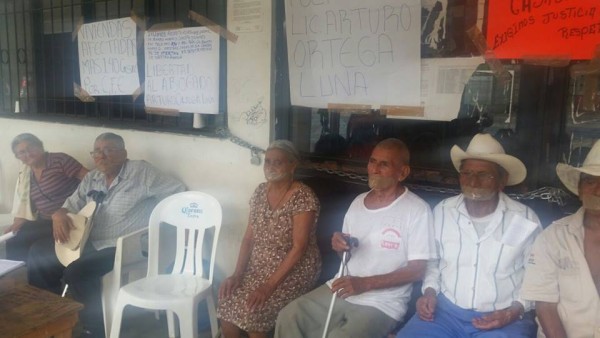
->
xmin=397 ymin=133 xmax=542 ymax=338
xmin=275 ymin=138 xmax=434 ymax=338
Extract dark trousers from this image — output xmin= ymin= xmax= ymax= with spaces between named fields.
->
xmin=6 ymin=218 xmax=53 ymax=261
xmin=28 ymin=238 xmax=116 ymax=337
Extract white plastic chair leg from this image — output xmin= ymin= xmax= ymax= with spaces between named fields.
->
xmin=179 ymin=305 xmax=199 ymax=338
xmin=167 ymin=310 xmax=177 ymax=338
xmin=206 ymin=295 xmax=219 ymax=338
xmin=102 ymin=281 xmax=118 ymax=335
xmin=109 ymin=300 xmax=126 ymax=338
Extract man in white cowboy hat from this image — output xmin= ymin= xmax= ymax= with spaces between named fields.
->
xmin=521 ymin=140 xmax=600 ymax=338
xmin=397 ymin=133 xmax=542 ymax=338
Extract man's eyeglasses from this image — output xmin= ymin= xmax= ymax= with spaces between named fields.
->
xmin=14 ymin=146 xmax=39 ymax=158
xmin=90 ymin=148 xmax=121 ymax=158
xmin=459 ymin=171 xmax=496 ymax=182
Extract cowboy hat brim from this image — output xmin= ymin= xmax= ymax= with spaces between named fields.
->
xmin=55 ymin=212 xmax=87 ymax=266
xmin=451 ymin=145 xmax=527 ymax=186
xmin=54 ymin=202 xmax=96 ymax=267
xmin=556 ymin=163 xmax=600 ymax=196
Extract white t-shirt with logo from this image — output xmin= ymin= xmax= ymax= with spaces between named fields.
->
xmin=327 ymin=188 xmax=434 ymax=321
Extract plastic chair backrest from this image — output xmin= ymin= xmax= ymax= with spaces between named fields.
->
xmin=146 ymin=191 xmax=222 ymax=283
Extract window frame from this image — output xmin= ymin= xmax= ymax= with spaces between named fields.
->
xmin=0 ymin=0 xmax=228 ymax=136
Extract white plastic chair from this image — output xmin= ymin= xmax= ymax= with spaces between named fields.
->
xmin=101 ymin=227 xmax=149 ymax=336
xmin=109 ymin=191 xmax=222 ymax=338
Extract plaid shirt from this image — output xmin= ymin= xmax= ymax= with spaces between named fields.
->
xmin=63 ymin=159 xmax=185 ymax=249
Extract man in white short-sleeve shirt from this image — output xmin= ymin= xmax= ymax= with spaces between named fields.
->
xmin=397 ymin=133 xmax=542 ymax=338
xmin=275 ymin=138 xmax=434 ymax=338
xmin=522 ymin=139 xmax=600 ymax=338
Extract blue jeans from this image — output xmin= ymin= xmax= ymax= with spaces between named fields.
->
xmin=396 ymin=294 xmax=536 ymax=338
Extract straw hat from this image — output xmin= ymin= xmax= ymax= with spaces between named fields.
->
xmin=450 ymin=133 xmax=527 ymax=186
xmin=556 ymin=140 xmax=600 ymax=196
xmin=55 ymin=202 xmax=96 ymax=266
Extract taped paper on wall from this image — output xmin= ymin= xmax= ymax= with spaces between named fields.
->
xmin=420 ymin=56 xmax=484 ymax=121
xmin=144 ymin=26 xmax=220 ymax=114
xmin=285 ymin=0 xmax=422 ymax=109
xmin=77 ymin=17 xmax=140 ymax=96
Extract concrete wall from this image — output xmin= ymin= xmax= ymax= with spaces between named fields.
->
xmin=0 ymin=0 xmax=274 ymax=281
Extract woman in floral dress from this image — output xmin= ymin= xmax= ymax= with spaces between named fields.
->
xmin=218 ymin=140 xmax=321 ymax=338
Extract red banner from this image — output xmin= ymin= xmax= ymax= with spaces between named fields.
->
xmin=487 ymin=0 xmax=600 ymax=60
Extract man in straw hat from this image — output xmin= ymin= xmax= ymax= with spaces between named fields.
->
xmin=521 ymin=139 xmax=600 ymax=338
xmin=397 ymin=133 xmax=542 ymax=338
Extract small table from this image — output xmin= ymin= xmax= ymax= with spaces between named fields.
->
xmin=0 ymin=282 xmax=83 ymax=338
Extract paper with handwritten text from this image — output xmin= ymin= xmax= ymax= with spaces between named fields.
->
xmin=78 ymin=17 xmax=140 ymax=96
xmin=144 ymin=27 xmax=220 ymax=114
xmin=285 ymin=0 xmax=421 ymax=108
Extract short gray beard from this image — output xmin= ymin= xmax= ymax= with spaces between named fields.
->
xmin=368 ymin=176 xmax=397 ymax=190
xmin=462 ymin=187 xmax=496 ymax=201
xmin=582 ymin=194 xmax=600 ymax=211
xmin=265 ymin=171 xmax=288 ymax=182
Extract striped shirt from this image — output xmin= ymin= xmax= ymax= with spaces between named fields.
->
xmin=30 ymin=152 xmax=83 ymax=218
xmin=422 ymin=192 xmax=542 ymax=312
xmin=63 ymin=159 xmax=186 ymax=250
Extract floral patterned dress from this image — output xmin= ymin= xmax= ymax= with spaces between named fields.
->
xmin=217 ymin=182 xmax=321 ymax=332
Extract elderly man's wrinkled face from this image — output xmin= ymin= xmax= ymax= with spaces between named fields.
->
xmin=579 ymin=174 xmax=600 ymax=211
xmin=459 ymin=159 xmax=506 ymax=201
xmin=264 ymin=148 xmax=295 ymax=182
xmin=13 ymin=141 xmax=44 ymax=167
xmin=91 ymin=139 xmax=127 ymax=175
xmin=367 ymin=146 xmax=409 ymax=191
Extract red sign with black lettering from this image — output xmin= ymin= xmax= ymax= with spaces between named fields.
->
xmin=487 ymin=0 xmax=600 ymax=60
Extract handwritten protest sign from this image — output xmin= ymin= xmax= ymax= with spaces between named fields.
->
xmin=285 ymin=0 xmax=421 ymax=109
xmin=144 ymin=27 xmax=219 ymax=114
xmin=487 ymin=0 xmax=600 ymax=60
xmin=78 ymin=18 xmax=139 ymax=96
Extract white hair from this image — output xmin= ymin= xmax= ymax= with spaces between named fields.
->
xmin=267 ymin=140 xmax=300 ymax=164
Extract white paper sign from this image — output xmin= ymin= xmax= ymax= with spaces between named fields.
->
xmin=78 ymin=18 xmax=140 ymax=96
xmin=420 ymin=57 xmax=484 ymax=121
xmin=144 ymin=27 xmax=220 ymax=114
xmin=284 ymin=0 xmax=421 ymax=108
